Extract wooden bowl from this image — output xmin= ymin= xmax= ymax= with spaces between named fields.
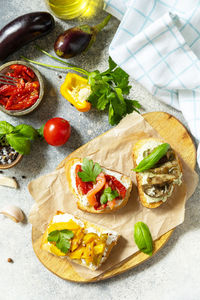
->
xmin=0 ymin=60 xmax=44 ymax=116
xmin=0 ymin=153 xmax=23 ymax=170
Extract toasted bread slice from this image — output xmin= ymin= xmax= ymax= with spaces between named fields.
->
xmin=41 ymin=211 xmax=120 ymax=270
xmin=65 ymin=158 xmax=132 ymax=213
xmin=133 ymin=138 xmax=182 ymax=208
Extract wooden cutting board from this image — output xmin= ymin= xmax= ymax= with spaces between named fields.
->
xmin=32 ymin=111 xmax=196 ymax=282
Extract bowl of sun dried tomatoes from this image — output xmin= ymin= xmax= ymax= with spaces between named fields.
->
xmin=0 ymin=61 xmax=44 ymax=116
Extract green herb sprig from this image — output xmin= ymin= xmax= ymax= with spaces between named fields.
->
xmin=47 ymin=229 xmax=74 ymax=254
xmin=133 ymin=143 xmax=170 ymax=173
xmin=0 ymin=121 xmax=39 ymax=155
xmin=134 ymin=222 xmax=153 ymax=256
xmin=78 ymin=158 xmax=102 ymax=183
xmin=22 ymin=48 xmax=141 ymax=126
xmin=100 ymin=187 xmax=119 ymax=204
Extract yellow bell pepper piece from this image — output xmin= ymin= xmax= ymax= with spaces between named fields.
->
xmin=47 ymin=220 xmax=80 ymax=233
xmin=82 ymin=242 xmax=94 ymax=264
xmin=60 ymin=73 xmax=91 ymax=112
xmin=71 ymin=228 xmax=84 ymax=252
xmin=69 ymin=246 xmax=85 ymax=259
xmin=83 ymin=233 xmax=100 ymax=244
xmin=94 ymin=244 xmax=105 ymax=255
xmin=50 ymin=244 xmax=67 ymax=256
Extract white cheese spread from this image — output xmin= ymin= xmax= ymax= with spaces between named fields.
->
xmin=52 ymin=213 xmax=84 ymax=227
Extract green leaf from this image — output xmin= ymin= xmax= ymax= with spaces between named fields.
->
xmin=108 ymin=56 xmax=117 ymax=71
xmin=108 ymin=92 xmax=125 ymax=126
xmin=37 ymin=124 xmax=45 ymax=137
xmin=133 ymin=143 xmax=170 ymax=172
xmin=126 ymin=99 xmax=141 ymax=114
xmin=88 ymin=71 xmax=100 ymax=86
xmin=6 ymin=133 xmax=31 ymax=155
xmin=57 ymin=237 xmax=71 ymax=253
xmin=78 ymin=158 xmax=102 ymax=183
xmin=134 ymin=222 xmax=153 ymax=256
xmin=114 ymin=87 xmax=126 ymax=115
xmin=100 ymin=187 xmax=119 ymax=204
xmin=60 ymin=229 xmax=74 ymax=239
xmin=96 ymin=94 xmax=110 ymax=110
xmin=47 ymin=229 xmax=74 ymax=254
xmin=108 ymin=102 xmax=120 ymax=126
xmin=0 ymin=121 xmax=14 ymax=135
xmin=14 ymin=124 xmax=38 ymax=141
xmin=47 ymin=230 xmax=60 ymax=242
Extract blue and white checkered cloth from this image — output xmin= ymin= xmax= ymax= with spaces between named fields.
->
xmin=105 ymin=0 xmax=200 ymax=167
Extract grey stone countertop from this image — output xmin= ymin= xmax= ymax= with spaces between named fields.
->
xmin=0 ymin=1 xmax=200 ymax=300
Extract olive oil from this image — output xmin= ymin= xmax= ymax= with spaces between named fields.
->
xmin=46 ymin=0 xmax=101 ymax=20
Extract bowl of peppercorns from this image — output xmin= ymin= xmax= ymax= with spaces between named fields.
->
xmin=0 ymin=138 xmax=22 ymax=169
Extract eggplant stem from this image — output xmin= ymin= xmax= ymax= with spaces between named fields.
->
xmin=21 ymin=56 xmax=88 ymax=76
xmin=94 ymin=14 xmax=111 ymax=32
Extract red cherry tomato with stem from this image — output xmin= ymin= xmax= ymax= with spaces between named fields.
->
xmin=43 ymin=117 xmax=71 ymax=146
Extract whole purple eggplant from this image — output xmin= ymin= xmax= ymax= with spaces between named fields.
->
xmin=54 ymin=15 xmax=111 ymax=59
xmin=0 ymin=12 xmax=55 ymax=61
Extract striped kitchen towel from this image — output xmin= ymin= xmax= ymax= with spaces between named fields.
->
xmin=105 ymin=0 xmax=200 ymax=167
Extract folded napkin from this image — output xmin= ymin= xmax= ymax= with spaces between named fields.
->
xmin=105 ymin=0 xmax=200 ymax=166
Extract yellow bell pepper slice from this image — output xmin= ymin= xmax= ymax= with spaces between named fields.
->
xmin=50 ymin=244 xmax=67 ymax=256
xmin=47 ymin=220 xmax=80 ymax=233
xmin=71 ymin=228 xmax=85 ymax=252
xmin=83 ymin=233 xmax=100 ymax=244
xmin=94 ymin=244 xmax=105 ymax=255
xmin=60 ymin=73 xmax=91 ymax=112
xmin=69 ymin=246 xmax=85 ymax=259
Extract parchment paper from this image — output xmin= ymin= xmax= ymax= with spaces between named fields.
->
xmin=28 ymin=112 xmax=198 ymax=280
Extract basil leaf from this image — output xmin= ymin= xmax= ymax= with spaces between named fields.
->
xmin=133 ymin=143 xmax=170 ymax=172
xmin=0 ymin=121 xmax=14 ymax=135
xmin=14 ymin=124 xmax=38 ymax=141
xmin=6 ymin=133 xmax=31 ymax=155
xmin=134 ymin=222 xmax=153 ymax=256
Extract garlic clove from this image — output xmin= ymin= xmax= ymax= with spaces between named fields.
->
xmin=0 ymin=205 xmax=24 ymax=223
xmin=0 ymin=176 xmax=18 ymax=189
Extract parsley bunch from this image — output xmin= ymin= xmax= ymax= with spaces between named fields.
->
xmin=22 ymin=47 xmax=141 ymax=126
xmin=47 ymin=229 xmax=74 ymax=254
xmin=87 ymin=57 xmax=141 ymax=125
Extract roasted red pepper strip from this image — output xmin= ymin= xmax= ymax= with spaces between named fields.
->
xmin=75 ymin=165 xmax=93 ymax=195
xmin=0 ymin=64 xmax=39 ymax=111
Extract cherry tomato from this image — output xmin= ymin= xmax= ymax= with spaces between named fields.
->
xmin=43 ymin=117 xmax=71 ymax=146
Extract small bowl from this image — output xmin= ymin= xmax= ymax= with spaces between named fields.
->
xmin=0 ymin=153 xmax=23 ymax=170
xmin=0 ymin=60 xmax=44 ymax=116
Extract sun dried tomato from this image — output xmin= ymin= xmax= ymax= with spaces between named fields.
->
xmin=105 ymin=175 xmax=127 ymax=198
xmin=0 ymin=64 xmax=40 ymax=111
xmin=75 ymin=165 xmax=94 ymax=195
